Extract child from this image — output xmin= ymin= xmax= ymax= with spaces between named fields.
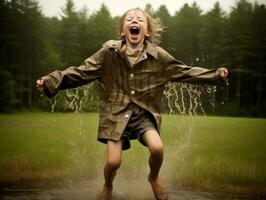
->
xmin=36 ymin=8 xmax=228 ymax=200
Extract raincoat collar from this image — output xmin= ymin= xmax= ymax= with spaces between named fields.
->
xmin=103 ymin=40 xmax=158 ymax=59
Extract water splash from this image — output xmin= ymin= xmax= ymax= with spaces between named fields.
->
xmin=46 ymin=81 xmax=216 ymax=116
xmin=162 ymin=82 xmax=216 ymax=115
xmin=50 ymin=97 xmax=57 ymax=113
xmin=43 ymin=82 xmax=99 ymax=113
xmin=161 ymin=82 xmax=216 ymax=184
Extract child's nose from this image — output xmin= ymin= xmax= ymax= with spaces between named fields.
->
xmin=131 ymin=20 xmax=138 ymax=25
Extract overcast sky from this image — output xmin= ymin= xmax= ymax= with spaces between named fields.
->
xmin=38 ymin=0 xmax=266 ymax=17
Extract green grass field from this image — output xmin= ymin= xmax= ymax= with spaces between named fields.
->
xmin=0 ymin=113 xmax=265 ymax=195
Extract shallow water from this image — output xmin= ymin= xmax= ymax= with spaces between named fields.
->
xmin=0 ymin=179 xmax=263 ymax=200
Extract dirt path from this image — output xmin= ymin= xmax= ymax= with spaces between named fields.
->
xmin=0 ymin=179 xmax=262 ymax=200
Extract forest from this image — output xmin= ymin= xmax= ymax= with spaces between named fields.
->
xmin=0 ymin=0 xmax=265 ymax=117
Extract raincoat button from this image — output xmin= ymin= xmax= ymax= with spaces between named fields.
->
xmin=130 ymin=73 xmax=134 ymax=78
xmin=125 ymin=114 xmax=129 ymax=118
xmin=131 ymin=90 xmax=135 ymax=95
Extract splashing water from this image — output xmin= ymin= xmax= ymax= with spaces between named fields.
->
xmin=47 ymin=82 xmax=99 ymax=113
xmin=162 ymin=82 xmax=216 ymax=115
xmin=47 ymin=81 xmax=217 ymax=116
xmin=161 ymin=82 xmax=217 ymax=185
xmin=50 ymin=97 xmax=57 ymax=113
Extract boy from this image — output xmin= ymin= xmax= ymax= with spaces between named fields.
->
xmin=36 ymin=8 xmax=228 ymax=200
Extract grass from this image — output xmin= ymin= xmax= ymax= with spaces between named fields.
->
xmin=0 ymin=113 xmax=265 ymax=195
xmin=161 ymin=115 xmax=266 ymax=194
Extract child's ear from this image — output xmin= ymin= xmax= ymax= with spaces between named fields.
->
xmin=145 ymin=32 xmax=150 ymax=37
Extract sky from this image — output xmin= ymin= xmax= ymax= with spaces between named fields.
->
xmin=38 ymin=0 xmax=266 ymax=17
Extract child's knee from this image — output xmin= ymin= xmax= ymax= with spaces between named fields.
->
xmin=150 ymin=143 xmax=164 ymax=158
xmin=106 ymin=157 xmax=121 ymax=170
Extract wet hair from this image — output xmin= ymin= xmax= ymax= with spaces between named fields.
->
xmin=117 ymin=8 xmax=164 ymax=45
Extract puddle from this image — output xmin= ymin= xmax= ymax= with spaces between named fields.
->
xmin=0 ymin=179 xmax=263 ymax=200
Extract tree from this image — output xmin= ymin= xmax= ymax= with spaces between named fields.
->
xmin=172 ymin=3 xmax=203 ymax=65
xmin=76 ymin=7 xmax=91 ymax=60
xmin=0 ymin=69 xmax=16 ymax=112
xmin=155 ymin=5 xmax=174 ymax=54
xmin=1 ymin=0 xmax=46 ymax=109
xmin=59 ymin=0 xmax=80 ymax=66
xmin=251 ymin=4 xmax=266 ymax=109
xmin=87 ymin=4 xmax=116 ymax=54
xmin=200 ymin=2 xmax=226 ymax=67
xmin=223 ymin=0 xmax=255 ymax=114
xmin=144 ymin=3 xmax=155 ymax=15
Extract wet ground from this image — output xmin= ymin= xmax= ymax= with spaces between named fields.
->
xmin=0 ymin=179 xmax=264 ymax=200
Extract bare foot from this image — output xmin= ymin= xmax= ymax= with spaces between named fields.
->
xmin=148 ymin=174 xmax=168 ymax=200
xmin=97 ymin=186 xmax=112 ymax=200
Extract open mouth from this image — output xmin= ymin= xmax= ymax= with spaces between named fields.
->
xmin=130 ymin=26 xmax=140 ymax=35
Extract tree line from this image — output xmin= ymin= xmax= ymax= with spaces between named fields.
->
xmin=0 ymin=0 xmax=265 ymax=117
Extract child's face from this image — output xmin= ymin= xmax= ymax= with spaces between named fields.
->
xmin=122 ymin=10 xmax=149 ymax=47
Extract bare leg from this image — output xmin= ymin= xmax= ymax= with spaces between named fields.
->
xmin=143 ymin=130 xmax=168 ymax=200
xmin=99 ymin=140 xmax=123 ymax=200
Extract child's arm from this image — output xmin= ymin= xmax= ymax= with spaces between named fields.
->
xmin=161 ymin=48 xmax=229 ymax=84
xmin=36 ymin=48 xmax=105 ymax=98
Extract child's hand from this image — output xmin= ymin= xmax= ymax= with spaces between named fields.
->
xmin=216 ymin=67 xmax=229 ymax=80
xmin=36 ymin=79 xmax=44 ymax=92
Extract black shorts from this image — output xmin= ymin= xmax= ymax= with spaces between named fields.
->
xmin=121 ymin=105 xmax=158 ymax=150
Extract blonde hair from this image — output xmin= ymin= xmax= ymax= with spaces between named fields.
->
xmin=117 ymin=8 xmax=164 ymax=45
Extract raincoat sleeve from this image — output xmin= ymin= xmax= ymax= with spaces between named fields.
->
xmin=41 ymin=48 xmax=105 ymax=98
xmin=161 ymin=48 xmax=224 ymax=85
